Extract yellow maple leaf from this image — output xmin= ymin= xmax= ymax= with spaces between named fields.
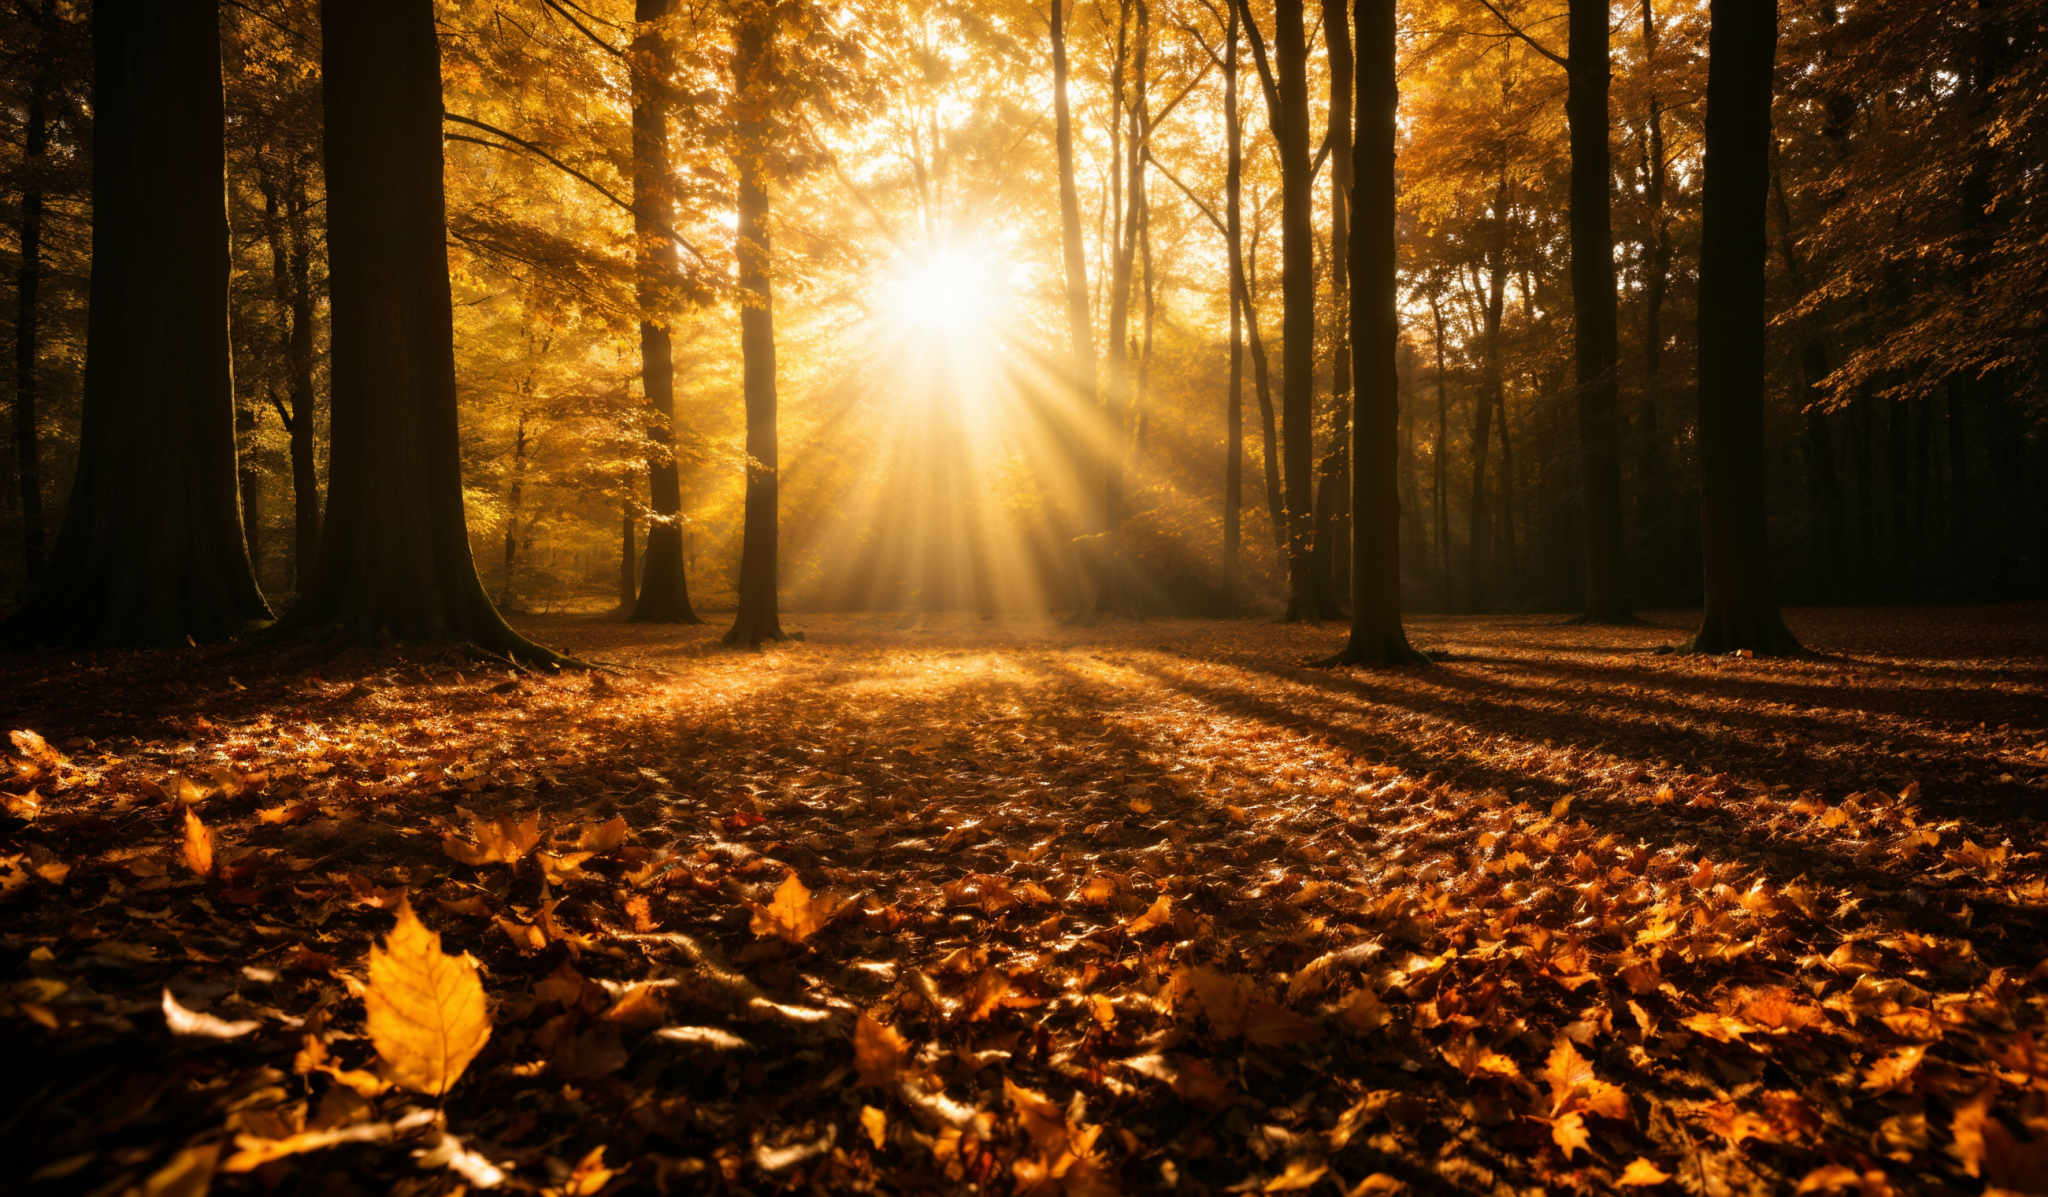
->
xmin=181 ymin=808 xmax=214 ymax=879
xmin=363 ymin=901 xmax=491 ymax=1096
xmin=442 ymin=809 xmax=542 ymax=867
xmin=751 ymin=871 xmax=834 ymax=944
xmin=1551 ymin=1110 xmax=1590 ymax=1159
xmin=1618 ymin=1157 xmax=1671 ymax=1186
xmin=577 ymin=815 xmax=629 ymax=853
xmin=854 ymin=1013 xmax=909 ymax=1087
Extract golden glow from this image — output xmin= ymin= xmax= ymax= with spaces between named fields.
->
xmin=878 ymin=241 xmax=1015 ymax=339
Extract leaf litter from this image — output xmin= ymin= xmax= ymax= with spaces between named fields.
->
xmin=1 ymin=606 xmax=2046 ymax=1194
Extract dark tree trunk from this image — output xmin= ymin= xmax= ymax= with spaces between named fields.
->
xmin=1636 ymin=0 xmax=1672 ymax=599
xmin=11 ymin=0 xmax=54 ymax=587
xmin=1326 ymin=0 xmax=1420 ymax=665
xmin=7 ymin=0 xmax=270 ymax=646
xmin=256 ymin=154 xmax=323 ymax=589
xmin=1567 ymin=0 xmax=1631 ymax=622
xmin=723 ymin=6 xmax=784 ymax=648
xmin=1275 ymin=0 xmax=1317 ymax=620
xmin=1310 ymin=0 xmax=1354 ymax=618
xmin=1429 ymin=288 xmax=1451 ymax=608
xmin=629 ymin=0 xmax=703 ymax=624
xmin=1222 ymin=1 xmax=1244 ymax=607
xmin=278 ymin=0 xmax=556 ymax=663
xmin=1688 ymin=0 xmax=1797 ymax=655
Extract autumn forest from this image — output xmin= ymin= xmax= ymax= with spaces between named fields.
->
xmin=2 ymin=0 xmax=2046 ymax=1193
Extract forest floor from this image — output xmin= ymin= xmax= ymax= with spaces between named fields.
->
xmin=2 ymin=605 xmax=2046 ymax=1196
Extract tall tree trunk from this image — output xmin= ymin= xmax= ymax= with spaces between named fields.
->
xmin=1568 ymin=0 xmax=1630 ymax=621
xmin=279 ymin=0 xmax=556 ymax=662
xmin=629 ymin=0 xmax=703 ymax=624
xmin=11 ymin=0 xmax=54 ymax=587
xmin=1050 ymin=0 xmax=1097 ymax=609
xmin=1688 ymin=0 xmax=1797 ymax=655
xmin=1326 ymin=0 xmax=1420 ymax=664
xmin=1275 ymin=0 xmax=1317 ymax=620
xmin=1636 ymin=0 xmax=1671 ymax=601
xmin=1222 ymin=0 xmax=1244 ymax=608
xmin=1469 ymin=177 xmax=1508 ymax=611
xmin=723 ymin=4 xmax=784 ymax=648
xmin=1245 ymin=229 xmax=1285 ymax=550
xmin=1430 ymin=287 xmax=1451 ymax=608
xmin=1101 ymin=0 xmax=1148 ymax=610
xmin=1311 ymin=0 xmax=1354 ymax=618
xmin=1768 ymin=158 xmax=1844 ymax=598
xmin=256 ymin=154 xmax=323 ymax=590
xmin=6 ymin=0 xmax=270 ymax=646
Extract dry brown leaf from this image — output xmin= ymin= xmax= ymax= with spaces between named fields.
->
xmin=854 ymin=1013 xmax=910 ymax=1087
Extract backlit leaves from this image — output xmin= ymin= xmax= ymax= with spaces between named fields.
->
xmin=363 ymin=902 xmax=491 ymax=1096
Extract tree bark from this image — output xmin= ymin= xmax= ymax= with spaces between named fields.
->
xmin=278 ymin=0 xmax=558 ymax=663
xmin=255 ymin=152 xmax=323 ymax=589
xmin=1325 ymin=0 xmax=1420 ymax=665
xmin=723 ymin=3 xmax=784 ymax=648
xmin=1567 ymin=0 xmax=1631 ymax=622
xmin=6 ymin=0 xmax=270 ymax=646
xmin=1310 ymin=0 xmax=1354 ymax=618
xmin=11 ymin=0 xmax=54 ymax=587
xmin=1688 ymin=0 xmax=1798 ymax=655
xmin=629 ymin=0 xmax=703 ymax=623
xmin=1222 ymin=0 xmax=1244 ymax=608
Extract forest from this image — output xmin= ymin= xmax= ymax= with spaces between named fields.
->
xmin=1 ymin=0 xmax=2046 ymax=1193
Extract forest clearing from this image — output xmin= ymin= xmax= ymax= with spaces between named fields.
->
xmin=4 ymin=606 xmax=2045 ymax=1194
xmin=4 ymin=0 xmax=2048 ymax=1191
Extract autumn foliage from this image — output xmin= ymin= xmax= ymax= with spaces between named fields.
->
xmin=0 ymin=607 xmax=2044 ymax=1193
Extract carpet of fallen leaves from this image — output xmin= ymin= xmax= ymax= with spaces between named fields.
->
xmin=4 ymin=605 xmax=2048 ymax=1196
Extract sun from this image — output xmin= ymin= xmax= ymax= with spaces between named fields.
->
xmin=880 ymin=242 xmax=1011 ymax=338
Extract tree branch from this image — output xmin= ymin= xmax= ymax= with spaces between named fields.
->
xmin=1470 ymin=0 xmax=1567 ymax=69
xmin=540 ymin=0 xmax=626 ymax=58
xmin=442 ymin=114 xmax=708 ymax=265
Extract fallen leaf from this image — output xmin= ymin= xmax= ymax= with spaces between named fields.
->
xmin=363 ymin=901 xmax=491 ymax=1096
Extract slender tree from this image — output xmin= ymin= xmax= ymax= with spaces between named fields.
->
xmin=1326 ymin=0 xmax=1420 ymax=664
xmin=723 ymin=0 xmax=785 ymax=647
xmin=1311 ymin=0 xmax=1354 ymax=617
xmin=1235 ymin=0 xmax=1319 ymax=621
xmin=629 ymin=0 xmax=704 ymax=624
xmin=1221 ymin=0 xmax=1244 ymax=606
xmin=6 ymin=0 xmax=270 ymax=646
xmin=1566 ymin=0 xmax=1629 ymax=622
xmin=10 ymin=0 xmax=56 ymax=587
xmin=1688 ymin=0 xmax=1799 ymax=655
xmin=277 ymin=0 xmax=559 ymax=662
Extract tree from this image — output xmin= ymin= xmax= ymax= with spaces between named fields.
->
xmin=1687 ymin=0 xmax=1797 ymax=655
xmin=629 ymin=0 xmax=705 ymax=624
xmin=1324 ymin=0 xmax=1422 ymax=664
xmin=1476 ymin=0 xmax=1630 ymax=621
xmin=5 ymin=0 xmax=269 ymax=646
xmin=277 ymin=0 xmax=560 ymax=663
xmin=723 ymin=0 xmax=785 ymax=648
xmin=1235 ymin=0 xmax=1320 ymax=621
xmin=9 ymin=0 xmax=57 ymax=587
